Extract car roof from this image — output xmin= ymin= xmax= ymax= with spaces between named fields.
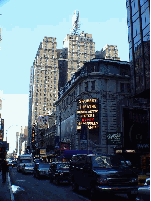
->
xmin=51 ymin=161 xmax=69 ymax=164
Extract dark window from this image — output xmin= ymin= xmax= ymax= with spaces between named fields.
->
xmin=85 ymin=82 xmax=88 ymax=92
xmin=120 ymin=83 xmax=125 ymax=92
xmin=126 ymin=83 xmax=131 ymax=93
xmin=91 ymin=81 xmax=95 ymax=90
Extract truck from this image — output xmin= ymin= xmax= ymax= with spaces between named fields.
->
xmin=17 ymin=154 xmax=33 ymax=172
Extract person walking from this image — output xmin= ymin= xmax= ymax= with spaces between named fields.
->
xmin=1 ymin=159 xmax=8 ymax=183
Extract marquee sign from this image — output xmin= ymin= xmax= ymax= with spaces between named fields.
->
xmin=77 ymin=99 xmax=99 ymax=130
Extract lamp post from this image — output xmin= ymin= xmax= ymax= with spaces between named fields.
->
xmin=59 ymin=113 xmax=61 ymax=156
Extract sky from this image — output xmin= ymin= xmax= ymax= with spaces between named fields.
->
xmin=0 ymin=0 xmax=129 ymax=153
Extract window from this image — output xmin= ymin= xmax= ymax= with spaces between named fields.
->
xmin=120 ymin=83 xmax=125 ymax=92
xmin=91 ymin=81 xmax=95 ymax=90
xmin=85 ymin=82 xmax=88 ymax=92
xmin=126 ymin=83 xmax=131 ymax=93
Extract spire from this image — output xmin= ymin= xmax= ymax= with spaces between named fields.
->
xmin=70 ymin=10 xmax=80 ymax=35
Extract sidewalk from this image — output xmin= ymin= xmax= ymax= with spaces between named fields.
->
xmin=0 ymin=171 xmax=14 ymax=201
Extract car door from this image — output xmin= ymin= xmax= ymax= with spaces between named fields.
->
xmin=76 ymin=155 xmax=87 ymax=188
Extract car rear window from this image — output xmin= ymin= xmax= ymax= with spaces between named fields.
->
xmin=92 ymin=155 xmax=129 ymax=169
xmin=57 ymin=163 xmax=69 ymax=169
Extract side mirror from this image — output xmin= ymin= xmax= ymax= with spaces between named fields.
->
xmin=144 ymin=178 xmax=150 ymax=186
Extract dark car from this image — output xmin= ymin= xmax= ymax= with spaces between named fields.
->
xmin=70 ymin=154 xmax=138 ymax=201
xmin=136 ymin=178 xmax=150 ymax=201
xmin=33 ymin=163 xmax=50 ymax=179
xmin=49 ymin=162 xmax=70 ymax=185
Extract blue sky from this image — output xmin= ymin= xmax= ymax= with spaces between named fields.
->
xmin=0 ymin=0 xmax=129 ymax=94
xmin=0 ymin=0 xmax=129 ymax=153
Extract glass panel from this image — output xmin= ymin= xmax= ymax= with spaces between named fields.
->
xmin=133 ymin=18 xmax=140 ymax=38
xmin=140 ymin=0 xmax=149 ymax=12
xmin=132 ymin=11 xmax=139 ymax=23
xmin=129 ymin=48 xmax=133 ymax=62
xmin=142 ymin=8 xmax=150 ymax=29
xmin=128 ymin=27 xmax=132 ymax=43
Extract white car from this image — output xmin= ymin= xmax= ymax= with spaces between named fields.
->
xmin=22 ymin=163 xmax=34 ymax=174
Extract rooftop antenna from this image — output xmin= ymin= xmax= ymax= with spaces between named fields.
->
xmin=70 ymin=10 xmax=80 ymax=35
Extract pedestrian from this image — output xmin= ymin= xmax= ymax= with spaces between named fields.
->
xmin=1 ymin=159 xmax=8 ymax=183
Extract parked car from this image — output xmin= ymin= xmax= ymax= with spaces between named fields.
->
xmin=136 ymin=178 xmax=150 ymax=201
xmin=22 ymin=163 xmax=34 ymax=174
xmin=7 ymin=160 xmax=13 ymax=167
xmin=11 ymin=160 xmax=17 ymax=168
xmin=33 ymin=163 xmax=50 ymax=179
xmin=70 ymin=154 xmax=138 ymax=201
xmin=49 ymin=162 xmax=70 ymax=185
xmin=33 ymin=159 xmax=43 ymax=163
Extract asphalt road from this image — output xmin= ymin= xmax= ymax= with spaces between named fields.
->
xmin=9 ymin=167 xmax=130 ymax=201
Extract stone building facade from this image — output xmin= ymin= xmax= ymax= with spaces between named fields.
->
xmin=63 ymin=31 xmax=95 ymax=81
xmin=95 ymin=44 xmax=120 ymax=60
xmin=31 ymin=37 xmax=58 ymax=125
xmin=55 ymin=59 xmax=130 ymax=154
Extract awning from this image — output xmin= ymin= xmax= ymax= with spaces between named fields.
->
xmin=63 ymin=150 xmax=92 ymax=159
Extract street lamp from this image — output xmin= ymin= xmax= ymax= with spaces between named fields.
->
xmin=6 ymin=125 xmax=19 ymax=142
xmin=59 ymin=113 xmax=61 ymax=156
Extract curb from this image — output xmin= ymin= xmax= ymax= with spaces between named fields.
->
xmin=7 ymin=172 xmax=15 ymax=201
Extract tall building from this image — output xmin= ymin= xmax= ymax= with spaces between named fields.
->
xmin=27 ymin=66 xmax=34 ymax=148
xmin=15 ymin=132 xmax=19 ymax=156
xmin=126 ymin=0 xmax=150 ymax=97
xmin=118 ymin=0 xmax=150 ymax=172
xmin=31 ymin=37 xmax=58 ymax=126
xmin=62 ymin=11 xmax=95 ymax=82
xmin=95 ymin=44 xmax=120 ymax=60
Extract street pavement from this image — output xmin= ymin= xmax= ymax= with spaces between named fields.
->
xmin=0 ymin=170 xmax=14 ymax=201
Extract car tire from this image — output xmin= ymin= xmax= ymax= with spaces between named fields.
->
xmin=90 ymin=187 xmax=98 ymax=201
xmin=72 ymin=181 xmax=79 ymax=192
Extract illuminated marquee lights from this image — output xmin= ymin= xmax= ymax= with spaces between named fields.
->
xmin=79 ymin=99 xmax=98 ymax=103
xmin=77 ymin=125 xmax=98 ymax=130
xmin=77 ymin=99 xmax=99 ymax=130
xmin=77 ymin=110 xmax=98 ymax=114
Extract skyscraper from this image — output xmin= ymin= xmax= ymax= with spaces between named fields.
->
xmin=62 ymin=11 xmax=95 ymax=82
xmin=31 ymin=37 xmax=58 ymax=126
xmin=126 ymin=0 xmax=150 ymax=97
xmin=95 ymin=44 xmax=120 ymax=60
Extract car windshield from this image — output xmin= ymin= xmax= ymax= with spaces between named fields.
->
xmin=92 ymin=155 xmax=129 ymax=169
xmin=57 ymin=163 xmax=69 ymax=169
xmin=39 ymin=164 xmax=50 ymax=168
xmin=20 ymin=159 xmax=32 ymax=163
xmin=25 ymin=163 xmax=34 ymax=167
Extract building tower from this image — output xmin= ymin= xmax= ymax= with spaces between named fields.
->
xmin=31 ymin=37 xmax=58 ymax=126
xmin=95 ymin=44 xmax=120 ymax=60
xmin=126 ymin=0 xmax=150 ymax=96
xmin=27 ymin=66 xmax=34 ymax=148
xmin=62 ymin=11 xmax=95 ymax=82
xmin=16 ymin=132 xmax=19 ymax=156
